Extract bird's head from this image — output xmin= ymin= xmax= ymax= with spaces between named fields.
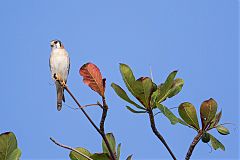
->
xmin=50 ymin=39 xmax=64 ymax=49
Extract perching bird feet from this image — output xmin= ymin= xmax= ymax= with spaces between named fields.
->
xmin=60 ymin=80 xmax=66 ymax=87
xmin=53 ymin=73 xmax=67 ymax=87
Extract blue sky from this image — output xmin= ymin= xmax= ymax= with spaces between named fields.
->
xmin=0 ymin=0 xmax=239 ymax=159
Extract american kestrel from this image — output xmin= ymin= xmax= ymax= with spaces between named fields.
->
xmin=49 ymin=40 xmax=70 ymax=111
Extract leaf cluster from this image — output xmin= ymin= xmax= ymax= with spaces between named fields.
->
xmin=178 ymin=99 xmax=229 ymax=150
xmin=111 ymin=63 xmax=230 ymax=153
xmin=111 ymin=64 xmax=183 ymax=113
xmin=69 ymin=133 xmax=132 ymax=160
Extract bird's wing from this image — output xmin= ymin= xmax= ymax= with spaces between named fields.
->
xmin=63 ymin=49 xmax=70 ymax=75
xmin=67 ymin=55 xmax=70 ymax=75
xmin=49 ymin=53 xmax=53 ymax=73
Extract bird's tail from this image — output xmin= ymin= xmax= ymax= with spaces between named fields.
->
xmin=56 ymin=82 xmax=64 ymax=111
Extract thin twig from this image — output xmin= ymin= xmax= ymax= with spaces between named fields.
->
xmin=207 ymin=142 xmax=213 ymax=153
xmin=97 ymin=101 xmax=104 ymax=109
xmin=64 ymin=86 xmax=116 ymax=160
xmin=218 ymin=122 xmax=236 ymax=126
xmin=82 ymin=103 xmax=101 ymax=109
xmin=64 ymin=103 xmax=79 ymax=110
xmin=148 ymin=109 xmax=177 ymax=160
xmin=185 ymin=130 xmax=203 ymax=160
xmin=154 ymin=107 xmax=178 ymax=116
xmin=64 ymin=103 xmax=102 ymax=110
xmin=50 ymin=137 xmax=93 ymax=160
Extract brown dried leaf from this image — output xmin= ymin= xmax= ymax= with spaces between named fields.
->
xmin=80 ymin=63 xmax=105 ymax=97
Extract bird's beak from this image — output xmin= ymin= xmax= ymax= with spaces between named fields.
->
xmin=50 ymin=41 xmax=54 ymax=47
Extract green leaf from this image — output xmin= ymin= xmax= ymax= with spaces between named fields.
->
xmin=150 ymin=89 xmax=159 ymax=107
xmin=156 ymin=71 xmax=178 ymax=103
xmin=126 ymin=106 xmax=147 ymax=114
xmin=126 ymin=155 xmax=133 ymax=160
xmin=111 ymin=83 xmax=145 ymax=110
xmin=209 ymin=110 xmax=222 ymax=129
xmin=177 ymin=118 xmax=191 ymax=126
xmin=102 ymin=133 xmax=116 ymax=157
xmin=0 ymin=132 xmax=21 ymax=160
xmin=117 ymin=143 xmax=121 ymax=160
xmin=156 ymin=104 xmax=194 ymax=128
xmin=119 ymin=63 xmax=141 ymax=98
xmin=216 ymin=125 xmax=230 ymax=135
xmin=200 ymin=98 xmax=218 ymax=130
xmin=135 ymin=77 xmax=154 ymax=108
xmin=209 ymin=134 xmax=225 ymax=151
xmin=167 ymin=78 xmax=184 ymax=98
xmin=69 ymin=147 xmax=92 ymax=160
xmin=178 ymin=102 xmax=200 ymax=130
xmin=7 ymin=148 xmax=21 ymax=160
xmin=119 ymin=64 xmax=154 ymax=109
xmin=156 ymin=104 xmax=179 ymax=124
xmin=90 ymin=153 xmax=111 ymax=160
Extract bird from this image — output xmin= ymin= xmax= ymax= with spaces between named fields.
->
xmin=49 ymin=40 xmax=70 ymax=111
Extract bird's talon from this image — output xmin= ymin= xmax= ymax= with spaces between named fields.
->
xmin=52 ymin=74 xmax=57 ymax=80
xmin=53 ymin=73 xmax=59 ymax=81
xmin=53 ymin=73 xmax=66 ymax=87
xmin=60 ymin=81 xmax=66 ymax=87
xmin=54 ymin=73 xmax=63 ymax=81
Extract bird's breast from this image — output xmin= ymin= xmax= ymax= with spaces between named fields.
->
xmin=50 ymin=49 xmax=69 ymax=81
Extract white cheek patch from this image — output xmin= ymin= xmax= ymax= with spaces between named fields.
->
xmin=56 ymin=42 xmax=61 ymax=48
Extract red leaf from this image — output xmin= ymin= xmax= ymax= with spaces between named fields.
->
xmin=80 ymin=63 xmax=105 ymax=97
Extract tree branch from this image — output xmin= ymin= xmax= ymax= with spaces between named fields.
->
xmin=64 ymin=86 xmax=116 ymax=160
xmin=99 ymin=96 xmax=117 ymax=159
xmin=185 ymin=130 xmax=203 ymax=160
xmin=50 ymin=137 xmax=93 ymax=160
xmin=100 ymin=96 xmax=108 ymax=133
xmin=148 ymin=109 xmax=177 ymax=160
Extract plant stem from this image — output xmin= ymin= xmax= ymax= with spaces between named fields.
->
xmin=64 ymin=86 xmax=116 ymax=160
xmin=148 ymin=109 xmax=177 ymax=160
xmin=100 ymin=96 xmax=108 ymax=133
xmin=99 ymin=96 xmax=117 ymax=159
xmin=185 ymin=130 xmax=203 ymax=160
xmin=50 ymin=137 xmax=93 ymax=160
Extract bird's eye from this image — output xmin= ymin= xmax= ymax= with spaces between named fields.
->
xmin=54 ymin=41 xmax=58 ymax=44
